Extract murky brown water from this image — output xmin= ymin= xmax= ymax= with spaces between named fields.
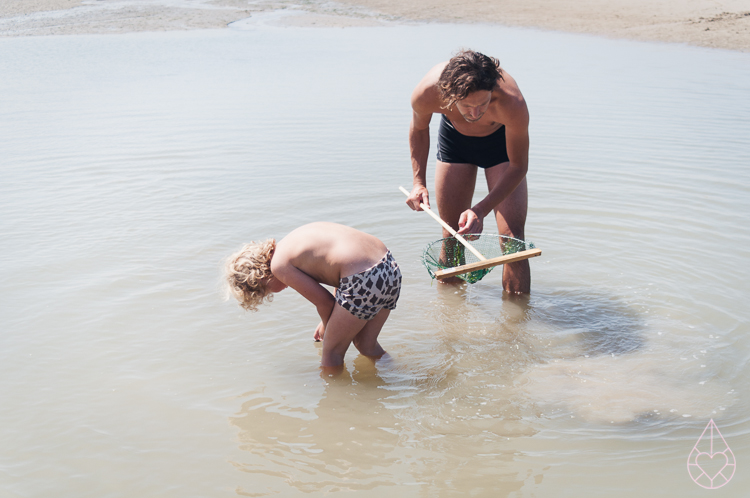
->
xmin=2 ymin=12 xmax=749 ymax=497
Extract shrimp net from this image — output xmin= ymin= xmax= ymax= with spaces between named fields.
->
xmin=422 ymin=234 xmax=535 ymax=284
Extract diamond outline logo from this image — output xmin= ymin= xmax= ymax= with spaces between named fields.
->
xmin=687 ymin=419 xmax=736 ymax=489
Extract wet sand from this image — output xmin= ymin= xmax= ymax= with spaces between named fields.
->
xmin=1 ymin=0 xmax=748 ymax=52
xmin=337 ymin=0 xmax=750 ymax=52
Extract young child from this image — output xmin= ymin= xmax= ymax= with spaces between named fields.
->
xmin=225 ymin=222 xmax=402 ymax=369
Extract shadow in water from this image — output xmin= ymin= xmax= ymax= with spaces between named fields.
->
xmin=423 ymin=285 xmax=674 ymax=425
xmin=509 ymin=289 xmax=731 ymax=424
xmin=430 ymin=282 xmax=646 ymax=359
xmin=526 ymin=288 xmax=647 ymax=358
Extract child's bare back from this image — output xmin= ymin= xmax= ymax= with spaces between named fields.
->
xmin=272 ymin=222 xmax=388 ymax=287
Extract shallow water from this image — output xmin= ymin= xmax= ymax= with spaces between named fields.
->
xmin=1 ymin=11 xmax=749 ymax=497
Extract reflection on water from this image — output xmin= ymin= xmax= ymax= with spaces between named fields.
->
xmin=231 ymin=279 xmax=738 ymax=494
xmin=231 ymin=356 xmax=535 ymax=496
xmin=1 ymin=12 xmax=749 ymax=498
xmin=232 ymin=359 xmax=403 ymax=493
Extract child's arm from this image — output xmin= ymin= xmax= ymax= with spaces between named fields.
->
xmin=273 ymin=264 xmax=336 ymax=329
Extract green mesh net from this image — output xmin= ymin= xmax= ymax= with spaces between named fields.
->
xmin=422 ymin=234 xmax=535 ymax=284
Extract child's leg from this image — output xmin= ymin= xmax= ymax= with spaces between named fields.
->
xmin=321 ymin=306 xmax=390 ymax=368
xmin=352 ymin=308 xmax=389 ymax=358
xmin=321 ymin=304 xmax=368 ymax=368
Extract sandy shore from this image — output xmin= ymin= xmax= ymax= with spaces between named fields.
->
xmin=1 ymin=0 xmax=748 ymax=52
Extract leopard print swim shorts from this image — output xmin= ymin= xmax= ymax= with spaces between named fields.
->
xmin=335 ymin=250 xmax=402 ymax=320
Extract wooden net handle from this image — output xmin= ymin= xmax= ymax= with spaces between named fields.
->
xmin=399 ymin=186 xmax=486 ymax=261
xmin=434 ymin=248 xmax=542 ymax=279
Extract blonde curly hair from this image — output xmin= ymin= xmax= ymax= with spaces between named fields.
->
xmin=224 ymin=239 xmax=276 ymax=311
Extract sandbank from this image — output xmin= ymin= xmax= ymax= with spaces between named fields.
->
xmin=1 ymin=0 xmax=748 ymax=52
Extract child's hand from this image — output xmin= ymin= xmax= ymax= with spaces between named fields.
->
xmin=313 ymin=321 xmax=325 ymax=342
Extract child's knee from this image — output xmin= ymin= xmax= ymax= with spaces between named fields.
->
xmin=352 ymin=333 xmax=380 ymax=355
xmin=354 ymin=341 xmax=384 ymax=358
xmin=352 ymin=335 xmax=367 ymax=351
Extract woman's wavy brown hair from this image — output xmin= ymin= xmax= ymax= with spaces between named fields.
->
xmin=438 ymin=49 xmax=503 ymax=110
xmin=224 ymin=239 xmax=276 ymax=311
